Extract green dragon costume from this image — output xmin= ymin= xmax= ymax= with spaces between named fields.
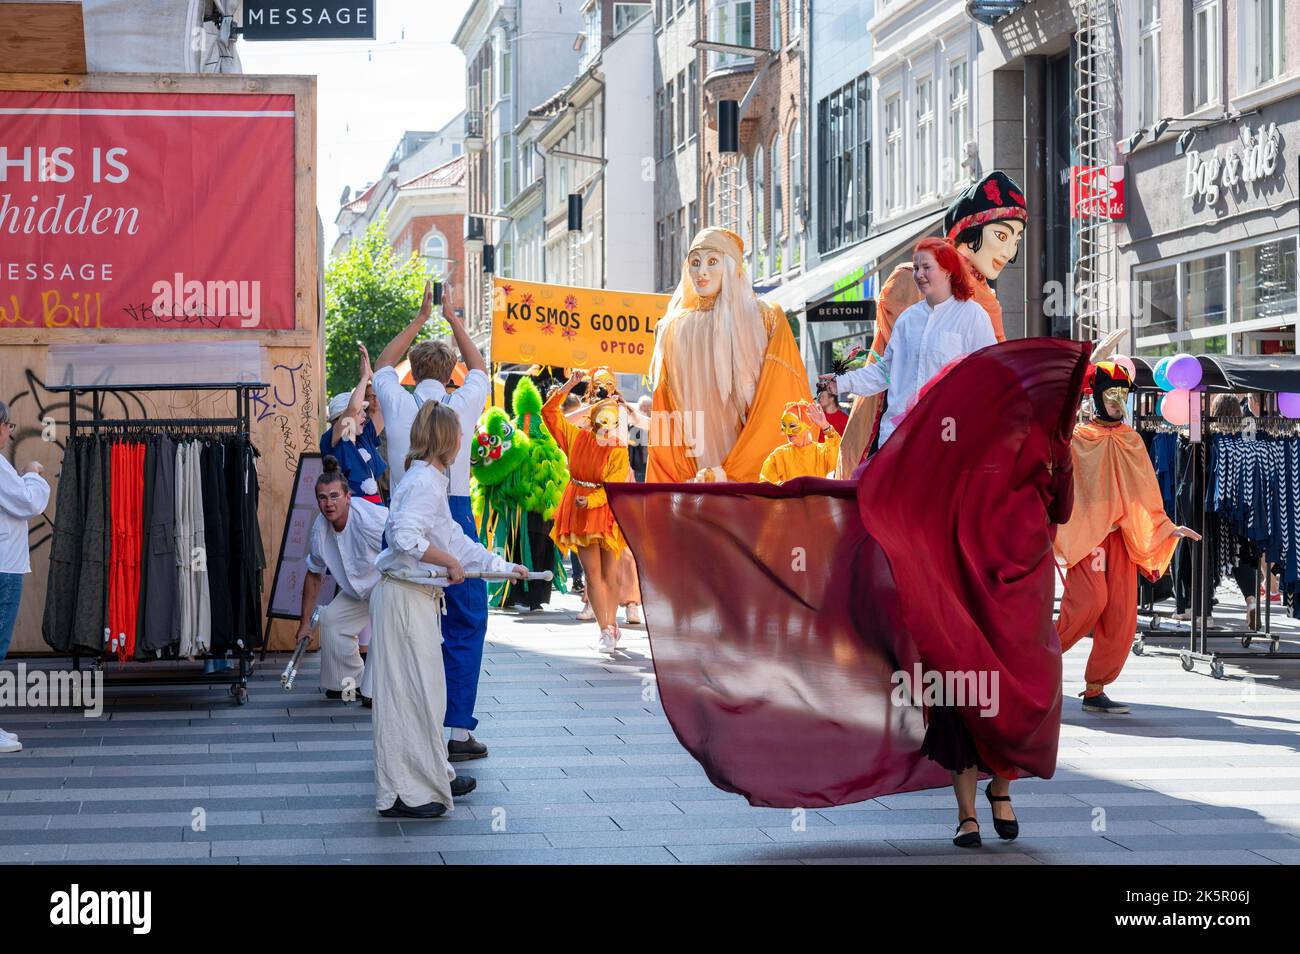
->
xmin=471 ymin=378 xmax=569 ymax=608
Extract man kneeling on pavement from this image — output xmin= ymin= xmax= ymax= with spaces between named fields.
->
xmin=298 ymin=455 xmax=385 ymax=704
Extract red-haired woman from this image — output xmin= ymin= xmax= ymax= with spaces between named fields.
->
xmin=821 ymin=237 xmax=996 ymax=448
xmin=821 ymin=236 xmax=1005 ymax=847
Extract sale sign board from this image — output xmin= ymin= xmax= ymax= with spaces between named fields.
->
xmin=0 ymin=91 xmax=296 ymax=331
xmin=491 ymin=278 xmax=670 ymax=375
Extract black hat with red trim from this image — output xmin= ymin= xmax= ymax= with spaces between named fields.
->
xmin=944 ymin=171 xmax=1029 ymax=241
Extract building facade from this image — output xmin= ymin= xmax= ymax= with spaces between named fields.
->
xmin=1117 ymin=0 xmax=1298 ymax=358
xmin=454 ymin=0 xmax=585 ymax=356
xmin=653 ymin=0 xmax=704 ymax=293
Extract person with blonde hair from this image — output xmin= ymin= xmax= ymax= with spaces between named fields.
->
xmin=373 ymin=280 xmax=496 ymax=763
xmin=647 ymin=227 xmax=812 ymax=483
xmin=370 ymin=401 xmax=527 ymax=818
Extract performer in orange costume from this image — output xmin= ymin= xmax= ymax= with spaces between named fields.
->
xmin=1054 ymin=361 xmax=1201 ymax=714
xmin=760 ymin=401 xmax=840 ymax=484
xmin=543 ymin=371 xmax=631 ymax=654
xmin=647 ymin=227 xmax=812 ymax=483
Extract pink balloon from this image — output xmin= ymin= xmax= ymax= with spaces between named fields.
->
xmin=1112 ymin=355 xmax=1136 ymax=381
xmin=1161 ymin=389 xmax=1193 ymax=426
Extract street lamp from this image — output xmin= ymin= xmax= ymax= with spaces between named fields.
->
xmin=717 ymin=100 xmax=739 ymax=232
xmin=567 ymin=193 xmax=583 ymax=285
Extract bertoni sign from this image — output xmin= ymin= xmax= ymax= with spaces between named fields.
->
xmin=242 ymin=2 xmax=376 ymax=41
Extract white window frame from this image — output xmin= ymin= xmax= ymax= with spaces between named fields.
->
xmin=770 ymin=0 xmax=781 ymax=51
xmin=1241 ymin=0 xmax=1286 ymax=91
xmin=422 ymin=230 xmax=449 ymax=272
xmin=789 ymin=119 xmax=802 ymax=267
xmin=771 ymin=132 xmax=783 ymax=274
xmin=789 ymin=0 xmax=802 ymax=39
xmin=883 ymin=89 xmax=903 ymax=215
xmin=1138 ymin=0 xmax=1161 ymax=128
xmin=946 ymin=57 xmax=970 ymax=190
xmin=754 ymin=144 xmax=767 ymax=277
xmin=914 ymin=73 xmax=935 ymax=201
xmin=1191 ymin=0 xmax=1220 ymax=109
xmin=709 ymin=0 xmax=755 ymax=72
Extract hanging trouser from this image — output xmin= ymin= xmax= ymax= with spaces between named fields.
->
xmin=43 ymin=437 xmax=83 ymax=652
xmin=501 ymin=512 xmax=555 ymax=609
xmin=442 ymin=495 xmax=489 ymax=732
xmin=1057 ymin=530 xmax=1139 ymax=698
xmin=142 ymin=437 xmax=179 ymax=653
xmin=201 ymin=441 xmax=235 ymax=653
xmin=74 ymin=439 xmax=110 ymax=654
xmin=318 ymin=592 xmax=370 ymax=693
xmin=135 ymin=439 xmax=155 ymax=659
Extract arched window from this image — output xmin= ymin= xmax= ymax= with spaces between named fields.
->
xmin=422 ymin=230 xmax=449 ymax=275
xmin=739 ymin=153 xmax=751 ymax=267
xmin=789 ymin=120 xmax=802 ymax=266
xmin=771 ymin=133 xmax=783 ymax=273
xmin=707 ymin=176 xmax=716 ymax=228
xmin=754 ymin=145 xmax=766 ymax=277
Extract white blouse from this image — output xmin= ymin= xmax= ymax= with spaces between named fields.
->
xmin=835 ymin=295 xmax=997 ymax=446
xmin=375 ymin=460 xmax=512 ymax=585
xmin=306 ymin=497 xmax=388 ymax=602
xmin=0 ymin=456 xmax=50 ymax=574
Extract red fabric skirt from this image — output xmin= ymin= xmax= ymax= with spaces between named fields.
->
xmin=607 ymin=338 xmax=1088 ymax=807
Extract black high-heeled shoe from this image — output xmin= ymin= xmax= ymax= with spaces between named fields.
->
xmin=985 ymin=786 xmax=1019 ymax=840
xmin=952 ymin=817 xmax=981 ymax=848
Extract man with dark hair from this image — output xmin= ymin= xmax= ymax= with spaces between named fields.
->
xmin=298 ymin=456 xmax=387 ymax=703
xmin=373 ymin=280 xmax=495 ymax=761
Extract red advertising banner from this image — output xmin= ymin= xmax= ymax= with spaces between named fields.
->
xmin=1069 ymin=164 xmax=1126 ymax=220
xmin=0 ymin=91 xmax=296 ymax=331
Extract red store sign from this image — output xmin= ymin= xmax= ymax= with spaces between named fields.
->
xmin=1070 ymin=164 xmax=1126 ymax=220
xmin=0 ymin=91 xmax=296 ymax=331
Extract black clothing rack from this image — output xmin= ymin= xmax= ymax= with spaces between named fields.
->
xmin=1129 ymin=355 xmax=1300 ymax=677
xmin=47 ymin=381 xmax=266 ymax=704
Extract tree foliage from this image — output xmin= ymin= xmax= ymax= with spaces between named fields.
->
xmin=323 ymin=215 xmax=448 ymax=397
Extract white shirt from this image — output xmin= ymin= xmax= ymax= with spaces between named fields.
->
xmin=305 ymin=497 xmax=388 ymax=602
xmin=373 ymin=365 xmax=490 ymax=495
xmin=836 ymin=295 xmax=997 ymax=446
xmin=375 ymin=460 xmax=513 ymax=585
xmin=0 ymin=456 xmax=50 ymax=574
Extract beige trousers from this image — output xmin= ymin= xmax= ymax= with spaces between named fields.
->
xmin=369 ymin=576 xmax=455 ymax=811
xmin=318 ymin=592 xmax=370 ymax=694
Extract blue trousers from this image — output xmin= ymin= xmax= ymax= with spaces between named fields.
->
xmin=443 ymin=495 xmax=489 ymax=730
xmin=0 ymin=573 xmax=22 ymax=661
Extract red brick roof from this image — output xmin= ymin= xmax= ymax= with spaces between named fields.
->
xmin=398 ymin=153 xmax=466 ymax=191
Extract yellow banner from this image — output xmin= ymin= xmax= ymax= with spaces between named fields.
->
xmin=490 ymin=278 xmax=670 ymax=376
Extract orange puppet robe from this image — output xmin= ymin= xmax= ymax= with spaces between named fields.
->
xmin=647 ymin=300 xmax=812 ymax=483
xmin=1053 ymin=419 xmax=1180 ymax=696
xmin=760 ymin=428 xmax=841 ymax=484
xmin=969 ymin=273 xmax=1006 ymax=344
xmin=543 ymin=388 xmax=629 ymax=555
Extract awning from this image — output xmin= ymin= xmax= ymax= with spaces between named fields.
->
xmin=763 ymin=209 xmax=945 ymax=315
xmin=1132 ymin=354 xmax=1300 ymax=393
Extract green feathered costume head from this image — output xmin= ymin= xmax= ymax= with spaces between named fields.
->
xmin=470 ymin=407 xmax=528 ymax=487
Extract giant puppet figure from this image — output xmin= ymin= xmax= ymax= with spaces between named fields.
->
xmin=943 ymin=170 xmax=1029 ymax=343
xmin=647 ymin=227 xmax=812 ymax=483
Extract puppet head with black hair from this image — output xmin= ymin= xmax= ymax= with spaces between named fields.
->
xmin=943 ymin=171 xmax=1029 ymax=283
xmin=1083 ymin=360 xmax=1134 ymax=423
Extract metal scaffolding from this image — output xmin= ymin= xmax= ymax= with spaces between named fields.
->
xmin=1071 ymin=0 xmax=1118 ymax=341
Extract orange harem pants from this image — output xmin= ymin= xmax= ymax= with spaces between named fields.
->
xmin=1056 ymin=530 xmax=1140 ymax=698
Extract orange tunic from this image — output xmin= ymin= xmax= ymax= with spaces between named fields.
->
xmin=969 ymin=274 xmax=1006 ymax=343
xmin=1053 ymin=420 xmax=1179 ymax=577
xmin=648 ymin=300 xmax=812 ymax=483
xmin=542 ymin=388 xmax=629 ymax=555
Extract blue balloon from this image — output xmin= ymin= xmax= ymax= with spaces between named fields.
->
xmin=1153 ymin=355 xmax=1175 ymax=392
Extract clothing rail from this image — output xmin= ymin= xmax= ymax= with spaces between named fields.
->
xmin=1130 ymin=389 xmax=1300 ymax=676
xmin=51 ymin=381 xmax=266 ymax=704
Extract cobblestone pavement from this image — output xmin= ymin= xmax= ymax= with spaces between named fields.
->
xmin=3 ymin=589 xmax=1300 ymax=865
